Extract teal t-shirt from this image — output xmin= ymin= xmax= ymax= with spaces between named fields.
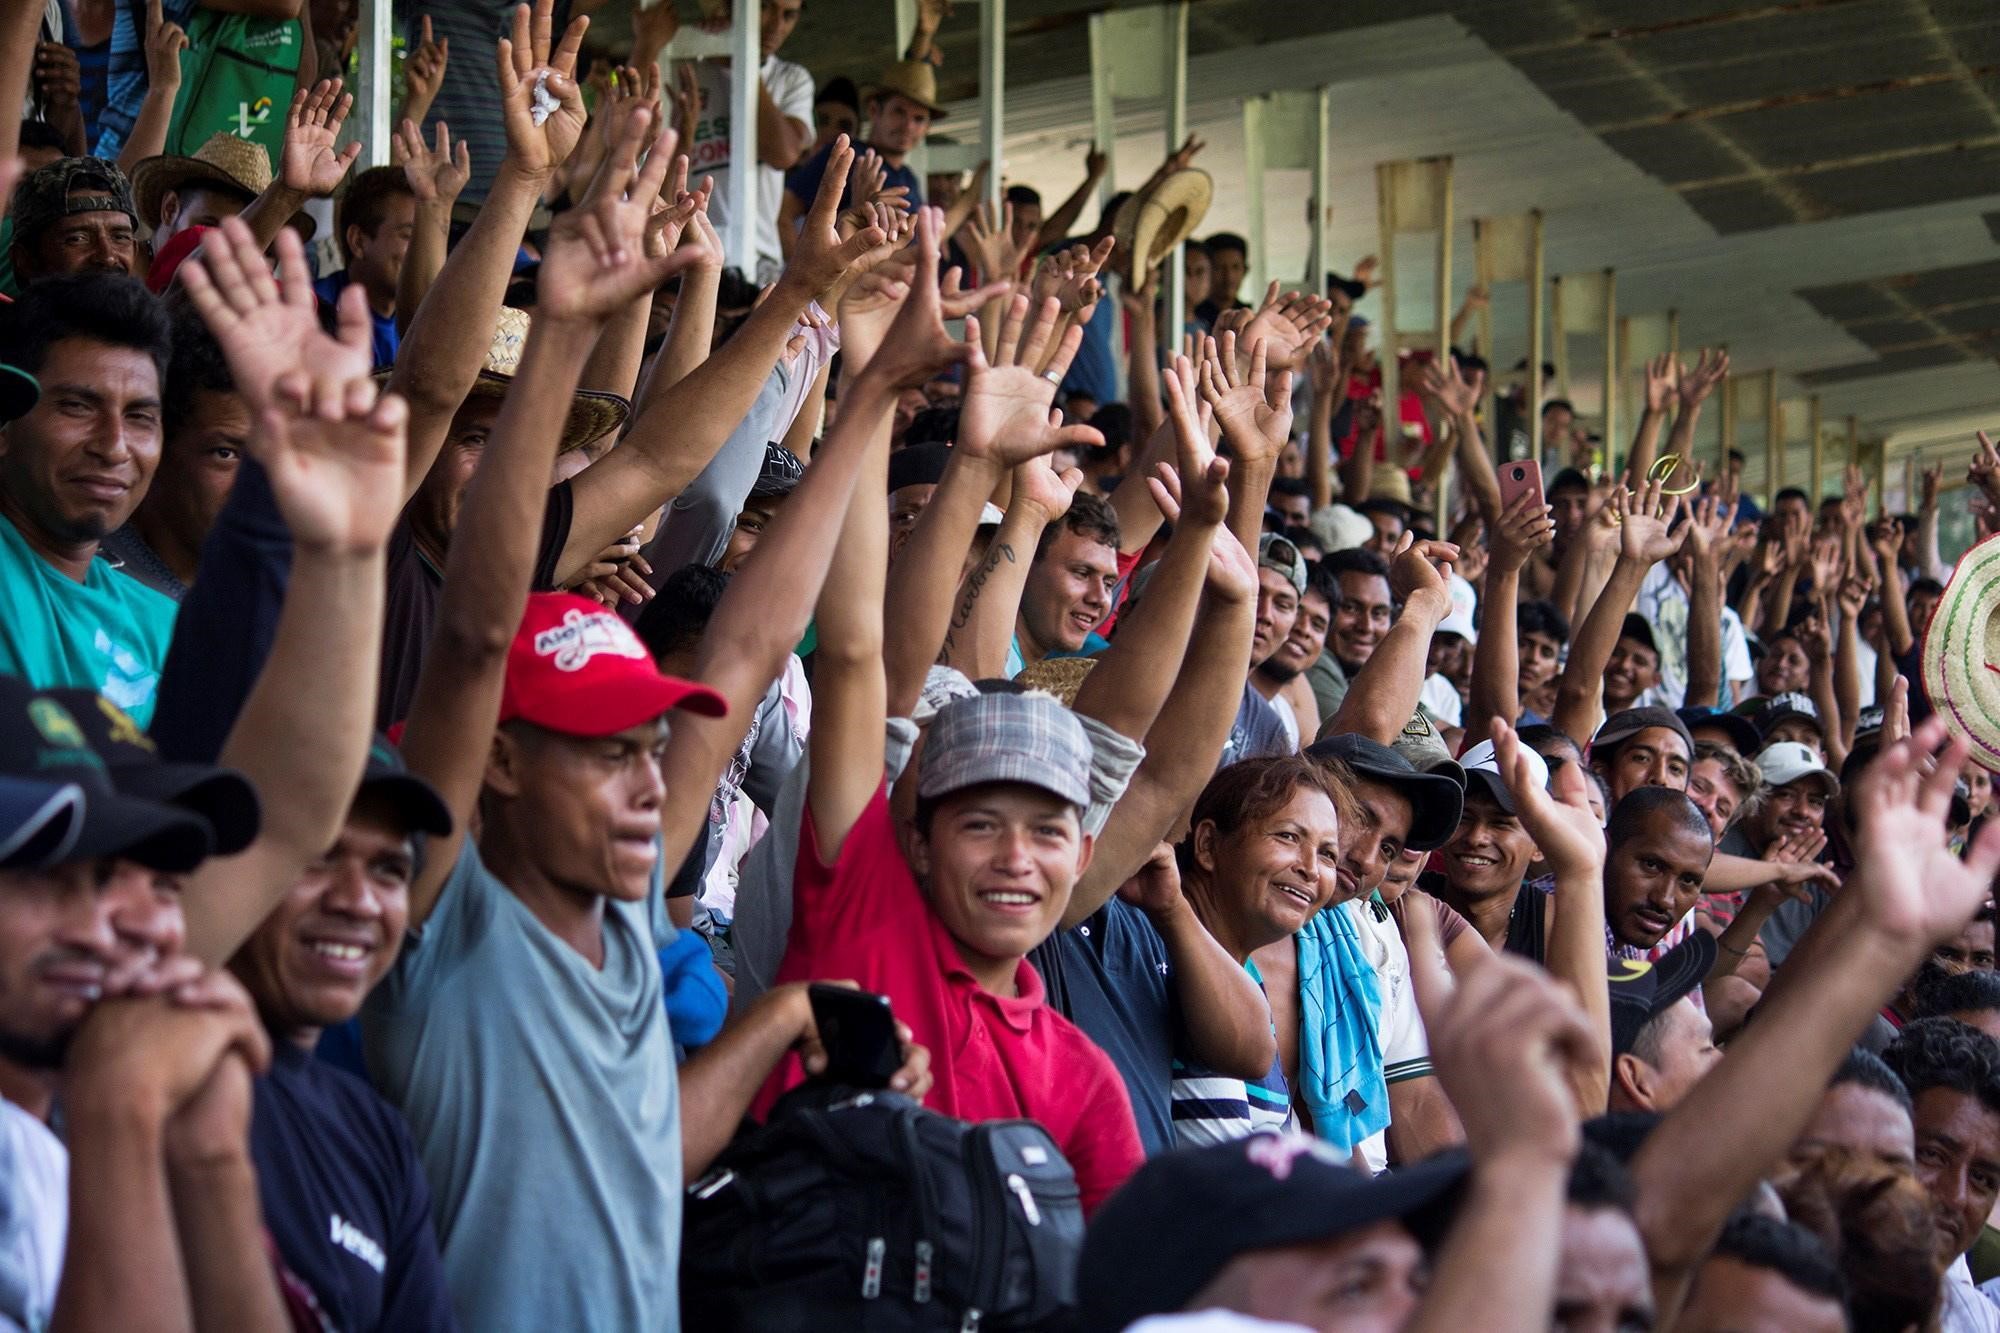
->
xmin=0 ymin=516 xmax=178 ymax=726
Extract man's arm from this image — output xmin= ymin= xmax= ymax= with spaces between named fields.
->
xmin=1120 ymin=273 xmax=1164 ymax=445
xmin=1032 ymin=145 xmax=1109 ymax=252
xmin=1416 ymin=358 xmax=1499 ymax=525
xmin=1324 ymin=536 xmax=1458 ymax=745
xmin=1552 ymin=479 xmax=1686 ymax=744
xmin=554 ymin=136 xmax=888 ymax=582
xmin=170 ymin=221 xmax=403 ymax=966
xmin=753 ymin=71 xmax=811 ymax=169
xmin=1407 ymin=954 xmax=1592 ymax=1333
xmin=1631 ymin=720 xmax=2000 ymax=1323
xmin=1069 ymin=529 xmax=1257 ymax=907
xmin=1683 ymin=493 xmax=1730 ymax=710
xmin=114 ymin=0 xmax=187 ymax=174
xmin=881 ymin=295 xmax=1095 ymax=714
xmin=802 ymin=207 xmax=973 ymax=858
xmin=1465 ymin=491 xmax=1553 ymax=743
xmin=633 ymin=201 xmax=724 ymax=401
xmin=163 ymin=1057 xmax=291 ymax=1333
xmin=392 ymin=119 xmax=471 ymax=336
xmin=1385 ymin=1077 xmax=1463 ymax=1165
xmin=388 ymin=0 xmax=593 ymax=504
xmin=235 ymin=79 xmax=362 ymax=252
xmin=1122 ymin=844 xmax=1274 ymax=1082
xmin=1304 ymin=340 xmax=1341 ymax=512
xmin=0 ymin=0 xmax=43 ymax=171
xmin=400 ymin=111 xmax=688 ymax=928
xmin=1496 ymin=720 xmax=1613 ymax=1113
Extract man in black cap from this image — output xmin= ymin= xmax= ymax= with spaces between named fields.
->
xmin=225 ymin=736 xmax=459 ymax=1332
xmin=1589 ymin=705 xmax=1694 ymax=805
xmin=0 ymin=677 xmax=291 ymax=1331
xmin=1077 ymin=951 xmax=1595 ymax=1332
xmin=1607 ymin=931 xmax=1721 ymax=1113
xmin=8 ymin=157 xmax=139 ymax=285
xmin=887 ymin=439 xmax=951 ymax=563
xmin=1754 ymin=690 xmax=1827 ymax=762
xmin=719 ymin=442 xmax=806 ymax=574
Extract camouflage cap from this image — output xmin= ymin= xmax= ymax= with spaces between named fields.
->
xmin=10 ymin=157 xmax=139 ymax=248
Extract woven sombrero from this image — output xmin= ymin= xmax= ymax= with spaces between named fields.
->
xmin=376 ymin=307 xmax=630 ymax=453
xmin=1113 ymin=169 xmax=1213 ymax=276
xmin=1922 ymin=529 xmax=2000 ymax=768
xmin=1014 ymin=655 xmax=1097 ymax=709
xmin=131 ymin=132 xmax=316 ymax=241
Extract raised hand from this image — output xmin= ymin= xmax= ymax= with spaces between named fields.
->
xmin=938 ymin=264 xmax=1010 ymax=321
xmin=1386 ymin=530 xmax=1459 ymax=610
xmin=1416 ymin=353 xmax=1483 ymax=420
xmin=1162 ymin=133 xmax=1204 ymax=175
xmin=1847 ymin=717 xmax=2000 ymax=947
xmin=402 ymin=14 xmax=449 ymax=123
xmin=784 ymin=134 xmax=889 ymax=303
xmin=181 ymin=219 xmax=373 ymax=416
xmin=1237 ymin=280 xmax=1335 ymax=373
xmin=34 ymin=42 xmax=81 ymax=111
xmin=1158 ymin=353 xmax=1230 ymax=528
xmin=1921 ymin=462 xmax=1943 ymax=514
xmin=1868 ymin=517 xmax=1904 ymax=566
xmin=1677 ymin=347 xmax=1729 ymax=409
xmin=1117 ymin=843 xmax=1185 ymax=916
xmin=1682 ymin=490 xmax=1732 ymax=564
xmin=956 ymin=294 xmax=1099 ymax=467
xmin=1796 ymin=608 xmax=1832 ymax=664
xmin=1839 ymin=463 xmax=1869 ymax=531
xmin=537 ymin=105 xmax=697 ymax=324
xmin=959 ymin=199 xmax=1020 ymax=284
xmin=141 ymin=0 xmax=188 ymax=98
xmin=496 ymin=0 xmax=591 ymax=180
xmin=1489 ymin=486 xmax=1555 ymax=574
xmin=1618 ymin=475 xmax=1687 ymax=563
xmin=1199 ymin=330 xmax=1295 ymax=468
xmin=630 ymin=0 xmax=681 ymax=61
xmin=853 ymin=206 xmax=973 ymax=390
xmin=1971 ymin=431 xmax=2000 ymax=510
xmin=1836 ymin=570 xmax=1874 ymax=623
xmin=395 ymin=119 xmax=472 ymax=207
xmin=1053 ymin=235 xmax=1116 ymax=319
xmin=1643 ymin=353 xmax=1678 ymax=414
xmin=1808 ymin=531 xmax=1843 ymax=591
xmin=280 ymin=79 xmax=364 ymax=198
xmin=1493 ymin=719 xmax=1604 ymax=878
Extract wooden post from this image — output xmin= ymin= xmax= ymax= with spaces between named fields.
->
xmin=1601 ymin=270 xmax=1618 ymax=484
xmin=1764 ymin=371 xmax=1781 ymax=504
xmin=1528 ymin=213 xmax=1544 ymax=468
xmin=1808 ymin=395 xmax=1824 ymax=504
xmin=1721 ymin=376 xmax=1738 ymax=479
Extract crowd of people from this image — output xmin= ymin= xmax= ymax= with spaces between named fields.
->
xmin=3 ymin=0 xmax=2000 ymax=1330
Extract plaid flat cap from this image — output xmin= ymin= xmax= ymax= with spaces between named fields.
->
xmin=917 ymin=691 xmax=1092 ymax=808
xmin=11 ymin=157 xmax=138 ymax=247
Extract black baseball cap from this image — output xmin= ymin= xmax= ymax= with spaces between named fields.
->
xmin=1591 ymin=706 xmax=1694 ymax=760
xmin=1677 ymin=706 xmax=1759 ymax=756
xmin=750 ymin=442 xmax=806 ymax=499
xmin=1078 ymin=1134 xmax=1468 ymax=1331
xmin=887 ymin=441 xmax=952 ymax=494
xmin=0 ymin=775 xmax=85 ymax=868
xmin=1618 ymin=613 xmax=1658 ymax=657
xmin=1610 ymin=931 xmax=1718 ymax=1057
xmin=44 ymin=687 xmax=262 ymax=856
xmin=1548 ymin=466 xmax=1591 ymax=496
xmin=1753 ymin=691 xmax=1823 ymax=742
xmin=1306 ymin=732 xmax=1463 ymax=850
xmin=0 ymin=361 xmax=37 ymax=424
xmin=0 ymin=678 xmax=213 ymax=871
xmin=357 ymin=735 xmax=453 ymax=837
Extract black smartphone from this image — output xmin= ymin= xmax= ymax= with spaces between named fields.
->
xmin=807 ymin=984 xmax=902 ymax=1089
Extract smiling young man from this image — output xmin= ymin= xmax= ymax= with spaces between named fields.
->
xmin=228 ymin=739 xmax=458 ymax=1332
xmin=1307 ymin=547 xmax=1394 ymax=722
xmin=1255 ymin=557 xmax=1334 ymax=745
xmin=1882 ymin=1018 xmax=2000 ymax=1333
xmin=1243 ymin=533 xmax=1306 ymax=750
xmin=1604 ymin=615 xmax=1663 ymax=716
xmin=1012 ymin=491 xmax=1121 ymax=673
xmin=0 ymin=273 xmax=178 ymax=724
xmin=1589 ymin=706 xmax=1695 ymax=805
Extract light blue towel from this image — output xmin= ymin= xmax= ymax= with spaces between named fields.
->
xmin=1297 ymin=902 xmax=1390 ymax=1153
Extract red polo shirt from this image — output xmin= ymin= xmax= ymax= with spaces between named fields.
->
xmin=767 ymin=783 xmax=1143 ymax=1216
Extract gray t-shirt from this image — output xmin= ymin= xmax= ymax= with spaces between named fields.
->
xmin=362 ymin=839 xmax=680 ymax=1331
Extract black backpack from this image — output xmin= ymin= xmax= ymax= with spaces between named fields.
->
xmin=681 ymin=1084 xmax=1084 ymax=1331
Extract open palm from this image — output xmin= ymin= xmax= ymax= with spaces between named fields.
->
xmin=1849 ymin=719 xmax=2000 ymax=945
xmin=1200 ymin=331 xmax=1293 ymax=465
xmin=179 ymin=221 xmax=371 ymax=415
xmin=959 ymin=293 xmax=1097 ymax=467
xmin=538 ymin=107 xmax=691 ymax=323
xmin=496 ymin=0 xmax=590 ymax=177
xmin=256 ymin=388 xmax=409 ymax=556
xmin=280 ymin=79 xmax=363 ymax=197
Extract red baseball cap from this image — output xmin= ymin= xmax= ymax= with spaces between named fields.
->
xmin=500 ymin=593 xmax=726 ymax=737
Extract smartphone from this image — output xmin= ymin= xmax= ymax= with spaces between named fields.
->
xmin=807 ymin=984 xmax=902 ymax=1089
xmin=1499 ymin=458 xmax=1544 ymax=512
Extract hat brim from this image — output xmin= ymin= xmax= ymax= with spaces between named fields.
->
xmin=466 ymin=373 xmax=630 ymax=454
xmin=129 ymin=157 xmax=256 ymax=235
xmin=1611 ymin=931 xmax=1718 ymax=1054
xmin=1680 ymin=709 xmax=1760 ymax=756
xmin=0 ymin=364 xmax=39 ymax=423
xmin=1461 ymin=767 xmax=1519 ymax=817
xmin=864 ymin=86 xmax=948 ymax=120
xmin=358 ymin=772 xmax=455 ymax=838
xmin=68 ymin=788 xmax=216 ymax=873
xmin=113 ymin=762 xmax=262 ymax=857
xmin=1115 ymin=170 xmax=1215 ymax=274
xmin=1307 ymin=741 xmax=1465 ymax=851
xmin=0 ymin=776 xmax=83 ymax=868
xmin=1924 ymin=531 xmax=2000 ymax=770
xmin=517 ymin=674 xmax=728 ymax=739
xmin=1756 ymin=707 xmax=1825 ymax=742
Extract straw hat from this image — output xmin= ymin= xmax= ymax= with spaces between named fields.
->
xmin=1923 ymin=531 xmax=2000 ymax=768
xmin=1015 ymin=656 xmax=1098 ymax=710
xmin=130 ymin=133 xmax=317 ymax=241
xmin=868 ymin=59 xmax=949 ymax=120
xmin=1113 ymin=169 xmax=1214 ymax=275
xmin=380 ymin=308 xmax=631 ymax=453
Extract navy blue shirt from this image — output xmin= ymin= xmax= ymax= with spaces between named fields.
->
xmin=1031 ymin=899 xmax=1179 ymax=1156
xmin=252 ymin=1040 xmax=456 ymax=1331
xmin=314 ymin=270 xmax=401 ymax=371
xmin=785 ymin=140 xmax=922 ymax=213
